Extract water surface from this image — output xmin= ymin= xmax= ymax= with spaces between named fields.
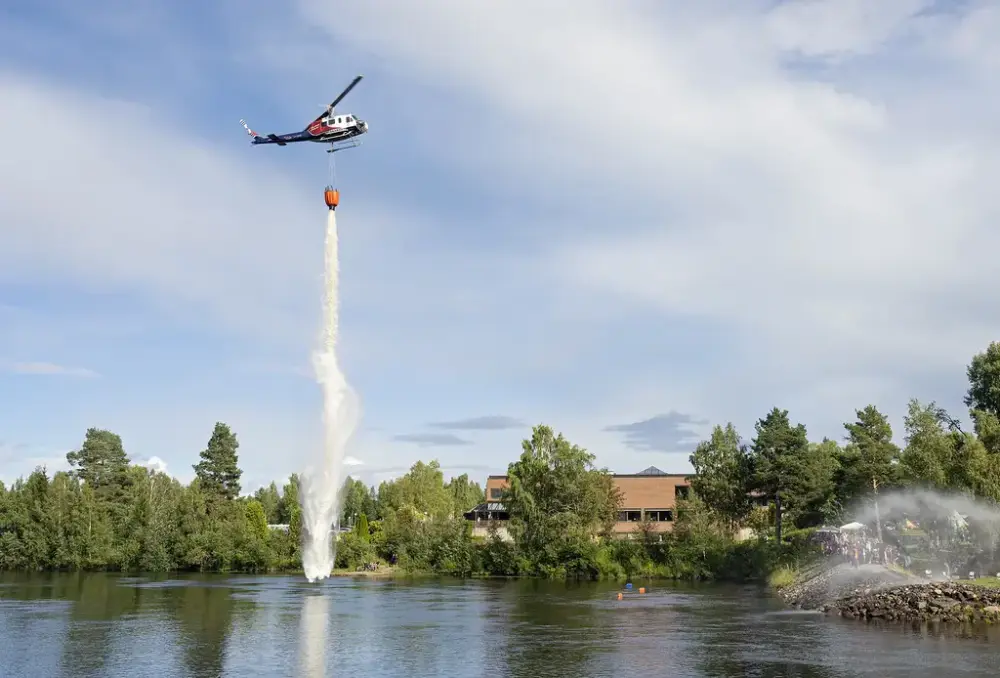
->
xmin=0 ymin=573 xmax=997 ymax=677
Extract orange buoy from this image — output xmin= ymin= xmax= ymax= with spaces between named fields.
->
xmin=617 ymin=592 xmax=623 ymax=600
xmin=639 ymin=587 xmax=646 ymax=594
xmin=324 ymin=187 xmax=340 ymax=210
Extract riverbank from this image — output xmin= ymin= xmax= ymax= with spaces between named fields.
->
xmin=771 ymin=559 xmax=1000 ymax=625
xmin=774 ymin=560 xmax=918 ymax=610
xmin=824 ymin=582 xmax=1000 ymax=624
xmin=330 ymin=566 xmax=399 ymax=578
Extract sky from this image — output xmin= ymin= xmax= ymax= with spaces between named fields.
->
xmin=1 ymin=0 xmax=998 ymax=493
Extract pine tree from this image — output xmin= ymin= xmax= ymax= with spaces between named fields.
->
xmin=66 ymin=428 xmax=131 ymax=499
xmin=193 ymin=422 xmax=242 ymax=500
xmin=354 ymin=513 xmax=370 ymax=542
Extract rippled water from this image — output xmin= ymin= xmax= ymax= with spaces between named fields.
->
xmin=0 ymin=573 xmax=998 ymax=677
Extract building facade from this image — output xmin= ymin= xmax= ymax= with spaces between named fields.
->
xmin=464 ymin=466 xmax=692 ymax=539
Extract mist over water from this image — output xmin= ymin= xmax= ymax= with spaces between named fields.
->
xmin=299 ymin=209 xmax=361 ymax=582
xmin=850 ymin=488 xmax=1000 ymax=577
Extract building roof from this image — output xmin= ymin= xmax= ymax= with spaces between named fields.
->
xmin=467 ymin=502 xmax=506 ymax=512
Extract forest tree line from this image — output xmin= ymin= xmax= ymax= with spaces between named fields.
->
xmin=1 ymin=341 xmax=999 ymax=580
xmin=688 ymin=341 xmax=1000 ymax=541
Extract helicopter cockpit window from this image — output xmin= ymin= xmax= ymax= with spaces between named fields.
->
xmin=346 ymin=116 xmax=353 ymax=122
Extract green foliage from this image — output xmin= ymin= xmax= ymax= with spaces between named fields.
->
xmin=768 ymin=566 xmax=797 ymax=589
xmin=253 ymin=482 xmax=282 ymax=524
xmin=334 ymin=532 xmax=376 ymax=570
xmin=66 ymin=428 xmax=131 ymax=501
xmin=9 ymin=340 xmax=1000 ymax=583
xmin=503 ymin=425 xmax=621 ymax=574
xmin=843 ymin=404 xmax=900 ymax=495
xmin=689 ymin=423 xmax=753 ymax=529
xmin=340 ymin=477 xmax=377 ymax=525
xmin=193 ymin=422 xmax=242 ymax=501
xmin=353 ymin=513 xmax=370 ymax=542
xmin=445 ymin=473 xmax=485 ymax=518
xmin=965 ymin=341 xmax=1000 ymax=418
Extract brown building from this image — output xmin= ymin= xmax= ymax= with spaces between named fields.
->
xmin=464 ymin=466 xmax=692 ymax=538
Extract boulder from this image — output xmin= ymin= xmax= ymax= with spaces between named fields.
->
xmin=824 ymin=582 xmax=1000 ymax=625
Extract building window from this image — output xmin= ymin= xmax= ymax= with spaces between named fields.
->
xmin=490 ymin=488 xmax=502 ymax=500
xmin=618 ymin=510 xmax=642 ymax=522
xmin=644 ymin=510 xmax=673 ymax=522
xmin=675 ymin=485 xmax=690 ymax=500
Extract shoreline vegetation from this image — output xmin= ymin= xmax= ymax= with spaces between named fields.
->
xmin=3 ymin=342 xmax=1000 ymax=590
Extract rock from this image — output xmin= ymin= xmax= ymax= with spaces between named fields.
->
xmin=777 ymin=562 xmax=919 ymax=611
xmin=824 ymin=581 xmax=1000 ymax=626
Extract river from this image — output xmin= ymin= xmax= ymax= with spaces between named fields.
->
xmin=0 ymin=573 xmax=998 ymax=677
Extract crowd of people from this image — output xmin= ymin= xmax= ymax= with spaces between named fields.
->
xmin=812 ymin=526 xmax=902 ymax=568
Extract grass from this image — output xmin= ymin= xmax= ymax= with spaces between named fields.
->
xmin=768 ymin=566 xmax=798 ymax=589
xmin=329 ymin=565 xmax=401 ymax=577
xmin=970 ymin=577 xmax=1000 ymax=588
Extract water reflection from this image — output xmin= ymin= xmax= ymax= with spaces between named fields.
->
xmin=59 ymin=572 xmax=144 ymax=677
xmin=299 ymin=591 xmax=329 ymax=678
xmin=3 ymin=573 xmax=1000 ymax=677
xmin=501 ymin=579 xmax=603 ymax=677
xmin=167 ymin=578 xmax=241 ymax=677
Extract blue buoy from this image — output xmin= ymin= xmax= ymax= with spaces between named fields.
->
xmin=625 ymin=582 xmax=633 ymax=590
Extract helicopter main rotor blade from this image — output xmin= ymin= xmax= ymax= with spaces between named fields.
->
xmin=327 ymin=75 xmax=363 ymax=113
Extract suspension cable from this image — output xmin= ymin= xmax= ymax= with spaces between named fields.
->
xmin=328 ymin=146 xmax=338 ymax=188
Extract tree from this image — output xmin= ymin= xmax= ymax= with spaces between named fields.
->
xmin=65 ymin=428 xmax=131 ymax=498
xmin=749 ymin=408 xmax=811 ymax=544
xmin=378 ymin=461 xmax=453 ymax=520
xmin=253 ymin=482 xmax=282 ymax=524
xmin=966 ymin=342 xmax=1000 ymax=454
xmin=353 ymin=513 xmax=370 ymax=543
xmin=278 ymin=474 xmax=299 ymax=524
xmin=340 ymin=477 xmax=376 ymax=525
xmin=843 ymin=405 xmax=900 ymax=541
xmin=899 ymin=399 xmax=953 ymax=488
xmin=444 ymin=473 xmax=485 ymax=518
xmin=688 ymin=423 xmax=753 ymax=529
xmin=797 ymin=439 xmax=841 ymax=527
xmin=193 ymin=422 xmax=242 ymax=501
xmin=503 ymin=424 xmax=621 ymax=574
xmin=244 ymin=500 xmax=268 ymax=542
xmin=965 ymin=341 xmax=1000 ymax=417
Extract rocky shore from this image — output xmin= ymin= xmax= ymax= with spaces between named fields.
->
xmin=776 ymin=560 xmax=1000 ymax=624
xmin=824 ymin=582 xmax=1000 ymax=624
xmin=778 ymin=561 xmax=916 ymax=610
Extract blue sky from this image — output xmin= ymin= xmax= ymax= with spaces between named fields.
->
xmin=1 ymin=0 xmax=998 ymax=492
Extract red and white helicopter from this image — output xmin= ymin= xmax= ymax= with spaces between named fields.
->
xmin=240 ymin=75 xmax=368 ymax=153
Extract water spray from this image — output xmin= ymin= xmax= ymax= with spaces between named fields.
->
xmin=298 ymin=185 xmax=360 ymax=582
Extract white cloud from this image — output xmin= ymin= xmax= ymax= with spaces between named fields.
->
xmin=343 ymin=455 xmax=363 ymax=466
xmin=292 ymin=0 xmax=1000 ymax=441
xmin=766 ymin=0 xmax=933 ymax=58
xmin=135 ymin=455 xmax=170 ymax=475
xmin=0 ymin=441 xmax=70 ymax=484
xmin=4 ymin=361 xmax=98 ymax=377
xmin=2 ymin=0 xmax=997 ymax=483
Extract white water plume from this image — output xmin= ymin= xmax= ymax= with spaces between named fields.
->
xmin=300 ymin=209 xmax=361 ymax=582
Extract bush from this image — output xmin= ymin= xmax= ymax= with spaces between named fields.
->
xmin=335 ymin=532 xmax=376 ymax=570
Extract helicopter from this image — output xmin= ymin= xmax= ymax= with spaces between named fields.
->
xmin=240 ymin=75 xmax=369 ymax=153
